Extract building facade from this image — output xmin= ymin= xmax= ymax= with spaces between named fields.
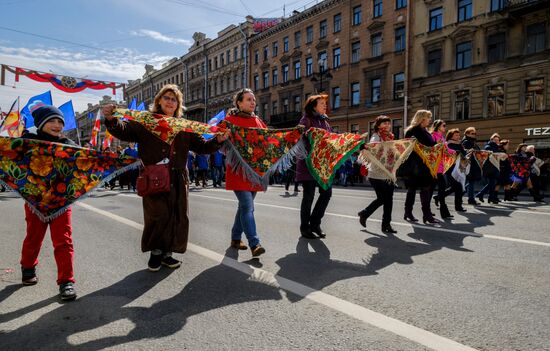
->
xmin=248 ymin=0 xmax=408 ymax=136
xmin=125 ymin=59 xmax=185 ymax=109
xmin=410 ymin=0 xmax=550 ymax=158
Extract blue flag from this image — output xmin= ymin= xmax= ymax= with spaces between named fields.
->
xmin=137 ymin=102 xmax=145 ymax=111
xmin=21 ymin=91 xmax=53 ymax=128
xmin=59 ymin=100 xmax=76 ymax=131
xmin=88 ymin=111 xmax=95 ymax=119
xmin=128 ymin=97 xmax=137 ymax=110
xmin=203 ymin=110 xmax=225 ymax=140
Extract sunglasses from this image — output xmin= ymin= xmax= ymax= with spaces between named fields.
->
xmin=162 ymin=95 xmax=177 ymax=103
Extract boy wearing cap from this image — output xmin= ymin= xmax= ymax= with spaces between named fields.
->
xmin=20 ymin=104 xmax=78 ymax=301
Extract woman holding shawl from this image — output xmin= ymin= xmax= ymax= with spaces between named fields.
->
xmin=102 ymin=84 xmax=228 ymax=271
xmin=225 ymin=88 xmax=267 ymax=257
xmin=430 ymin=119 xmax=455 ymax=219
xmin=434 ymin=128 xmax=467 ymax=212
xmin=403 ymin=110 xmax=439 ymax=224
xmin=296 ymin=94 xmax=332 ymax=239
xmin=358 ymin=116 xmax=397 ymax=233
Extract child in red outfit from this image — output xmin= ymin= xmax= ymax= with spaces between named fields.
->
xmin=20 ymin=104 xmax=78 ymax=301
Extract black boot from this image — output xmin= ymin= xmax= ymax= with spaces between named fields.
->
xmin=358 ymin=210 xmax=369 ymax=227
xmin=529 ymin=188 xmax=545 ymax=203
xmin=440 ymin=204 xmax=453 ymax=219
xmin=381 ymin=223 xmax=397 ymax=234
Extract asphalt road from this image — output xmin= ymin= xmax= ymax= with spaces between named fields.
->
xmin=1 ymin=184 xmax=549 ymax=351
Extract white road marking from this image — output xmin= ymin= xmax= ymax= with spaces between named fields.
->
xmin=188 ymin=193 xmax=550 ymax=248
xmin=75 ymin=201 xmax=479 ymax=351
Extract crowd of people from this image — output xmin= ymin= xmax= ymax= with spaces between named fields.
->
xmin=7 ymin=84 xmax=547 ymax=302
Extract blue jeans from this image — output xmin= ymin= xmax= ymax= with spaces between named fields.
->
xmin=232 ymin=191 xmax=260 ymax=247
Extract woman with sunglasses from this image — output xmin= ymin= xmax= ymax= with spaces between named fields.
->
xmin=102 ymin=84 xmax=229 ymax=271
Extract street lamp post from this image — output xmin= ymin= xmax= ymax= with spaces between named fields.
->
xmin=311 ymin=57 xmax=333 ymax=93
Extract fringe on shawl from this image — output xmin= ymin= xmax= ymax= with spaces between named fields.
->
xmin=0 ymin=160 xmax=141 ymax=223
xmin=358 ymin=140 xmax=415 ymax=183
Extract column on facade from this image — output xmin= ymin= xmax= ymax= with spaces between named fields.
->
xmin=442 ymin=37 xmax=454 ymax=72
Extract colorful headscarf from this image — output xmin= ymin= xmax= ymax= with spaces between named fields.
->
xmin=222 ymin=121 xmax=306 ymax=189
xmin=359 ymin=139 xmax=415 ymax=183
xmin=0 ymin=137 xmax=139 ymax=222
xmin=113 ymin=109 xmax=222 ymax=144
xmin=306 ymin=128 xmax=364 ymax=190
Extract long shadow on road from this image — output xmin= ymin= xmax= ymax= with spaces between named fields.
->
xmin=275 ymin=238 xmax=371 ymax=302
xmin=0 ymin=263 xmax=282 ymax=350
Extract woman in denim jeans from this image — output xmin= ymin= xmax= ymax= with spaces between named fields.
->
xmin=225 ymin=89 xmax=266 ymax=257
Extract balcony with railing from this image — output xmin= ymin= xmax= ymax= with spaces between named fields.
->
xmin=496 ymin=0 xmax=548 ymax=14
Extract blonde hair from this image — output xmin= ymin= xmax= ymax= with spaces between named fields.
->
xmin=490 ymin=133 xmax=501 ymax=141
xmin=406 ymin=109 xmax=432 ymax=133
xmin=464 ymin=127 xmax=476 ymax=135
xmin=150 ymin=84 xmax=185 ymax=117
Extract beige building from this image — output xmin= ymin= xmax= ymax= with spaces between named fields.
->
xmin=125 ymin=59 xmax=185 ymax=108
xmin=410 ymin=0 xmax=550 ymax=157
xmin=248 ymin=0 xmax=409 ymax=136
xmin=183 ymin=19 xmax=254 ymax=122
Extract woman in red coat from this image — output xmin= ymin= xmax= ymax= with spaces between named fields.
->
xmin=225 ymin=88 xmax=267 ymax=257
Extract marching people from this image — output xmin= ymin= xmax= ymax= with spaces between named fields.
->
xmin=357 ymin=115 xmax=397 ymax=233
xmin=437 ymin=128 xmax=468 ymax=212
xmin=225 ymin=88 xmax=267 ymax=257
xmin=19 ymin=104 xmax=78 ymax=300
xmin=476 ymin=133 xmax=501 ymax=204
xmin=497 ymin=139 xmax=514 ymax=201
xmin=296 ymin=94 xmax=333 ymax=239
xmin=430 ymin=119 xmax=455 ymax=219
xmin=461 ymin=127 xmax=481 ymax=205
xmin=102 ymin=84 xmax=229 ymax=271
xmin=123 ymin=142 xmax=139 ymax=191
xmin=526 ymin=145 xmax=545 ymax=202
xmin=403 ymin=110 xmax=439 ymax=224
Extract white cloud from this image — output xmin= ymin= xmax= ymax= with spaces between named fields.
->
xmin=0 ymin=44 xmax=174 ymax=113
xmin=130 ymin=29 xmax=192 ymax=46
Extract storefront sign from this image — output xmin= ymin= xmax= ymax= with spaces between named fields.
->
xmin=525 ymin=127 xmax=550 ymax=136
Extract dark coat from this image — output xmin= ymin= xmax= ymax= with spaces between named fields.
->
xmin=105 ymin=118 xmax=221 ymax=253
xmin=295 ymin=112 xmax=332 ymax=182
xmin=400 ymin=125 xmax=435 ymax=188
xmin=461 ymin=135 xmax=481 ymax=181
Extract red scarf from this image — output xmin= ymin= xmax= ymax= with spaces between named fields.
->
xmin=379 ymin=130 xmax=395 ymax=141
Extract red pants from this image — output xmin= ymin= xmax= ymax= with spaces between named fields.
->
xmin=20 ymin=205 xmax=75 ymax=285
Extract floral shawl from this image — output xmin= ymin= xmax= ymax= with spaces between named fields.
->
xmin=306 ymin=128 xmax=364 ymax=190
xmin=113 ymin=108 xmax=221 ymax=144
xmin=0 ymin=137 xmax=139 ymax=222
xmin=359 ymin=139 xmax=415 ymax=183
xmin=414 ymin=142 xmax=457 ymax=178
xmin=221 ymin=121 xmax=306 ymax=190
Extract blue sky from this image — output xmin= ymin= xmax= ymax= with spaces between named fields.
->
xmin=0 ymin=0 xmax=317 ymax=113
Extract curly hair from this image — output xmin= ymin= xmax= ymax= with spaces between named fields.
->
xmin=150 ymin=84 xmax=185 ymax=117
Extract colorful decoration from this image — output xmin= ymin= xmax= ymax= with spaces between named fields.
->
xmin=113 ymin=109 xmax=221 ymax=144
xmin=414 ymin=143 xmax=457 ymax=178
xmin=359 ymin=139 xmax=415 ymax=183
xmin=2 ymin=65 xmax=123 ymax=95
xmin=102 ymin=130 xmax=114 ymax=150
xmin=89 ymin=112 xmax=101 ymax=147
xmin=305 ymin=128 xmax=364 ymax=190
xmin=0 ymin=137 xmax=140 ymax=222
xmin=509 ymin=155 xmax=532 ymax=181
xmin=0 ymin=97 xmax=23 ymax=137
xmin=222 ymin=121 xmax=305 ymax=189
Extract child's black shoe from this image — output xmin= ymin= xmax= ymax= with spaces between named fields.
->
xmin=59 ymin=282 xmax=77 ymax=301
xmin=21 ymin=267 xmax=38 ymax=286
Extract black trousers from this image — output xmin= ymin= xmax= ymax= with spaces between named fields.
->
xmin=360 ymin=178 xmax=394 ymax=226
xmin=300 ymin=180 xmax=332 ymax=230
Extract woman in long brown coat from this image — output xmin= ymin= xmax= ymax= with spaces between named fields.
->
xmin=102 ymin=84 xmax=227 ymax=271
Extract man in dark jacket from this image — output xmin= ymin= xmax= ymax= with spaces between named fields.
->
xmin=476 ymin=133 xmax=501 ymax=204
xmin=461 ymin=127 xmax=481 ymax=205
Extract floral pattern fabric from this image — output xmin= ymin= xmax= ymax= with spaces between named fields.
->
xmin=509 ymin=155 xmax=532 ymax=181
xmin=306 ymin=128 xmax=364 ymax=190
xmin=0 ymin=137 xmax=139 ymax=222
xmin=414 ymin=143 xmax=457 ymax=178
xmin=113 ymin=109 xmax=221 ymax=144
xmin=359 ymin=139 xmax=415 ymax=183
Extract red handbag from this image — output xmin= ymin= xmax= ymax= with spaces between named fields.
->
xmin=136 ymin=163 xmax=170 ymax=196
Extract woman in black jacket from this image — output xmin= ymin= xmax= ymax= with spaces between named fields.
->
xmin=434 ymin=128 xmax=467 ymax=212
xmin=403 ymin=110 xmax=439 ymax=224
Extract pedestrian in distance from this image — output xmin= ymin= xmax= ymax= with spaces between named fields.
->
xmin=102 ymin=84 xmax=229 ymax=272
xmin=296 ymin=94 xmax=333 ymax=239
xmin=357 ymin=115 xmax=397 ymax=234
xmin=225 ymin=88 xmax=267 ymax=257
xmin=19 ymin=104 xmax=78 ymax=301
